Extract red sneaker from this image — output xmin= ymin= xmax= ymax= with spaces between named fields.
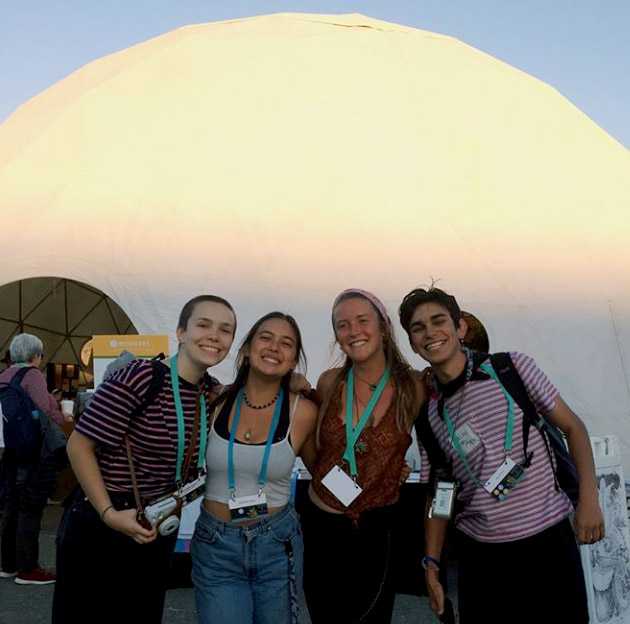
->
xmin=14 ymin=567 xmax=56 ymax=585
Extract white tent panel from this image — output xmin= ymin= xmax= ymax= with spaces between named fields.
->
xmin=0 ymin=13 xmax=629 ymax=468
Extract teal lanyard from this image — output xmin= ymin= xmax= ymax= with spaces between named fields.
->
xmin=442 ymin=361 xmax=515 ymax=486
xmin=227 ymin=387 xmax=284 ymax=495
xmin=343 ymin=367 xmax=391 ymax=478
xmin=170 ymin=356 xmax=208 ymax=485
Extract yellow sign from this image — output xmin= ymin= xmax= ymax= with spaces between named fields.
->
xmin=91 ymin=335 xmax=170 ymax=387
xmin=92 ymin=335 xmax=169 ymax=358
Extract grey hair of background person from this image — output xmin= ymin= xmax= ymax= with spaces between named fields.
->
xmin=9 ymin=333 xmax=44 ymax=364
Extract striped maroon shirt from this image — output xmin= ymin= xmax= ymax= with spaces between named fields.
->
xmin=426 ymin=352 xmax=572 ymax=543
xmin=76 ymin=359 xmax=215 ymax=499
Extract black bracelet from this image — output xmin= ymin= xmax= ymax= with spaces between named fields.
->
xmin=100 ymin=504 xmax=114 ymax=521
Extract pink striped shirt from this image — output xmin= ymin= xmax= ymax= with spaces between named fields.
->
xmin=427 ymin=352 xmax=572 ymax=543
xmin=76 ymin=359 xmax=214 ymax=499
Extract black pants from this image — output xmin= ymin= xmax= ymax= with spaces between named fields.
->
xmin=0 ymin=451 xmax=57 ymax=573
xmin=52 ymin=489 xmax=177 ymax=624
xmin=302 ymin=496 xmax=397 ymax=624
xmin=457 ymin=519 xmax=589 ymax=624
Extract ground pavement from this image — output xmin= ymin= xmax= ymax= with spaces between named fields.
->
xmin=0 ymin=505 xmax=450 ymax=623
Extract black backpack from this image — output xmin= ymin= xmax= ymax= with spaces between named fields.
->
xmin=0 ymin=367 xmax=43 ymax=462
xmin=415 ymin=352 xmax=579 ymax=509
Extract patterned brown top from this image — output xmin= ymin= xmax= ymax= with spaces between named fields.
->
xmin=311 ymin=380 xmax=411 ymax=521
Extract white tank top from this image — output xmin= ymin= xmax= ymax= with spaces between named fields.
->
xmin=204 ymin=396 xmax=299 ymax=507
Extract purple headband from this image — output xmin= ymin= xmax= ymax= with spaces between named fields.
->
xmin=332 ymin=288 xmax=392 ymax=326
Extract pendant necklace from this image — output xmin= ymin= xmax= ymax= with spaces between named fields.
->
xmin=355 ymin=374 xmax=378 ymax=391
xmin=242 ymin=391 xmax=279 ymax=442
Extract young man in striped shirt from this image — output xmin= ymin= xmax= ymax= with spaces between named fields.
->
xmin=399 ymin=286 xmax=604 ymax=624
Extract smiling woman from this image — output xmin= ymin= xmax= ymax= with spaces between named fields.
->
xmin=52 ymin=294 xmax=236 ymax=624
xmin=176 ymin=296 xmax=237 ymax=372
xmin=303 ymin=289 xmax=425 ymax=624
xmin=192 ymin=311 xmax=318 ymax=624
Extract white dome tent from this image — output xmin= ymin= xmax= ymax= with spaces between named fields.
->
xmin=0 ymin=13 xmax=629 ymax=468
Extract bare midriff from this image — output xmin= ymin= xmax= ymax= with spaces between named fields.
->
xmin=202 ymin=498 xmax=286 ymax=525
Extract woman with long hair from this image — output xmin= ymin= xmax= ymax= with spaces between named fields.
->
xmin=52 ymin=295 xmax=237 ymax=624
xmin=303 ymin=289 xmax=426 ymax=623
xmin=192 ymin=311 xmax=318 ymax=624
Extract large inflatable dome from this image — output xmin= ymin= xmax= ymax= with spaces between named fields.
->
xmin=1 ymin=13 xmax=629 ymax=465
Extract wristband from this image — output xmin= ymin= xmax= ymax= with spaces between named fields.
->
xmin=100 ymin=504 xmax=114 ymax=521
xmin=421 ymin=555 xmax=441 ymax=571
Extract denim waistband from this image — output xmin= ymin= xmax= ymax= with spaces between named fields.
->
xmin=198 ymin=502 xmax=296 ymax=537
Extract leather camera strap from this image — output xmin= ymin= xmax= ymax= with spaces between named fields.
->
xmin=180 ymin=396 xmax=201 ymax=485
xmin=125 ymin=435 xmax=145 ymax=513
xmin=125 ymin=391 xmax=202 ymax=512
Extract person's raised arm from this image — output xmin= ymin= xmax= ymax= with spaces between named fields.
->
xmin=546 ymin=396 xmax=604 ymax=544
xmin=291 ymin=397 xmax=318 ymax=473
xmin=67 ymin=431 xmax=157 ymax=544
xmin=22 ymin=368 xmax=67 ymax=424
xmin=297 ymin=369 xmax=339 ymax=472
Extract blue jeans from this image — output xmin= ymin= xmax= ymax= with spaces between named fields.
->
xmin=192 ymin=504 xmax=303 ymax=624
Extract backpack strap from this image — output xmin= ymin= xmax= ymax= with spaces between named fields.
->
xmin=135 ymin=358 xmax=167 ymax=417
xmin=9 ymin=366 xmax=36 ymax=389
xmin=414 ymin=401 xmax=453 ymax=489
xmin=489 ymin=352 xmax=558 ymax=485
xmin=489 ymin=353 xmax=533 ymax=458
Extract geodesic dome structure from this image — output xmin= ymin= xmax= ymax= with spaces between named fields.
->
xmin=1 ymin=13 xmax=629 ymax=467
xmin=0 ymin=277 xmax=136 ymax=368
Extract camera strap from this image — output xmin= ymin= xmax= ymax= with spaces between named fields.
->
xmin=180 ymin=400 xmax=201 ymax=486
xmin=125 ymin=356 xmax=207 ymax=513
xmin=125 ymin=437 xmax=146 ymax=515
xmin=170 ymin=356 xmax=208 ymax=485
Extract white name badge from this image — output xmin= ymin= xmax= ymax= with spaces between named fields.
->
xmin=228 ymin=491 xmax=269 ymax=523
xmin=454 ymin=423 xmax=481 ymax=455
xmin=483 ymin=457 xmax=516 ymax=494
xmin=321 ymin=465 xmax=363 ymax=507
xmin=428 ymin=480 xmax=457 ymax=519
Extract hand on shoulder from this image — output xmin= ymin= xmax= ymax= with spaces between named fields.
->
xmin=289 ymin=391 xmax=319 ymax=457
xmin=411 ymin=367 xmax=431 ymax=408
xmin=316 ymin=367 xmax=344 ymax=400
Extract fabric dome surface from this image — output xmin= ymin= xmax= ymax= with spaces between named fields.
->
xmin=0 ymin=13 xmax=629 ymax=466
